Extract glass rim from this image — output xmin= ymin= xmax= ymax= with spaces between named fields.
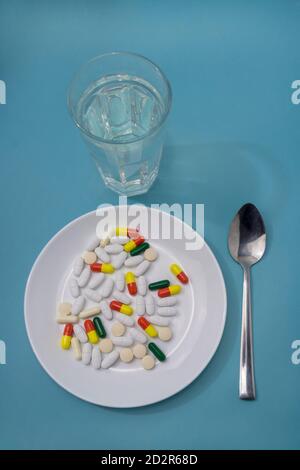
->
xmin=67 ymin=51 xmax=172 ymax=145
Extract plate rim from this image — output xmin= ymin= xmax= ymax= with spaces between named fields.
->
xmin=24 ymin=207 xmax=227 ymax=408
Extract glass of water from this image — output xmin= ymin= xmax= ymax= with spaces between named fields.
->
xmin=68 ymin=52 xmax=172 ymax=196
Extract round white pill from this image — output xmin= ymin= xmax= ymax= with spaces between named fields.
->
xmin=77 ymin=266 xmax=91 ymax=288
xmin=112 ymin=251 xmax=128 ymax=270
xmin=133 ymin=343 xmax=147 ymax=359
xmin=73 ymin=257 xmax=84 ymax=277
xmin=137 ymin=276 xmax=147 ymax=296
xmin=99 ymin=338 xmax=113 ymax=353
xmin=73 ymin=324 xmax=88 ymax=343
xmin=105 ymin=243 xmax=123 ymax=254
xmin=99 ymin=236 xmax=111 ymax=248
xmin=111 ymin=322 xmax=126 ymax=337
xmin=82 ymin=251 xmax=97 ymax=265
xmin=142 ymin=355 xmax=155 ymax=370
xmin=101 ymin=350 xmax=119 ymax=369
xmin=100 ymin=278 xmax=114 ymax=298
xmin=91 ymin=346 xmax=102 ymax=369
xmin=157 ymin=326 xmax=172 ymax=341
xmin=58 ymin=302 xmax=72 ymax=315
xmin=82 ymin=343 xmax=92 ymax=365
xmin=69 ymin=278 xmax=80 ymax=298
xmin=99 ymin=300 xmax=112 ymax=320
xmin=95 ymin=246 xmax=110 ymax=263
xmin=144 ymin=247 xmax=158 ymax=262
xmin=113 ymin=290 xmax=131 ymax=304
xmin=86 ymin=236 xmax=100 ymax=252
xmin=124 ymin=255 xmax=144 ymax=267
xmin=88 ymin=273 xmax=105 ymax=289
xmin=71 ymin=296 xmax=85 ymax=316
xmin=134 ymin=260 xmax=150 ymax=276
xmin=115 ymin=271 xmax=125 ymax=291
xmin=120 ymin=348 xmax=134 ymax=363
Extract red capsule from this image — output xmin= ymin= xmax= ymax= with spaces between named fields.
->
xmin=63 ymin=324 xmax=73 ymax=336
xmin=84 ymin=320 xmax=95 ymax=333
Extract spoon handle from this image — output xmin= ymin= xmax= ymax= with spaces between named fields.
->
xmin=239 ymin=266 xmax=256 ymax=400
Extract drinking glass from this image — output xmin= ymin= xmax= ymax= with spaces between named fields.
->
xmin=68 ymin=52 xmax=172 ymax=196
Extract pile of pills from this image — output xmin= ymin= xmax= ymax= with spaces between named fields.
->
xmin=56 ymin=227 xmax=189 ymax=371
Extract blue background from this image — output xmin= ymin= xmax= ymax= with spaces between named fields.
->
xmin=0 ymin=0 xmax=299 ymax=450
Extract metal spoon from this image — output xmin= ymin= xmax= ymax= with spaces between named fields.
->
xmin=228 ymin=203 xmax=266 ymax=400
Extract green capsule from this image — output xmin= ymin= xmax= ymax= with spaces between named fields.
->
xmin=148 ymin=342 xmax=166 ymax=362
xmin=130 ymin=242 xmax=150 ymax=256
xmin=148 ymin=280 xmax=170 ymax=291
xmin=93 ymin=317 xmax=106 ymax=338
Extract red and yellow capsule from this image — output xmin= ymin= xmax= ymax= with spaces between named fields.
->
xmin=124 ymin=236 xmax=145 ymax=253
xmin=61 ymin=324 xmax=73 ymax=350
xmin=125 ymin=272 xmax=137 ymax=295
xmin=170 ymin=264 xmax=189 ymax=284
xmin=110 ymin=300 xmax=133 ymax=316
xmin=158 ymin=284 xmax=181 ymax=298
xmin=137 ymin=316 xmax=158 ymax=337
xmin=116 ymin=227 xmax=140 ymax=239
xmin=90 ymin=262 xmax=115 ymax=274
xmin=84 ymin=319 xmax=99 ymax=344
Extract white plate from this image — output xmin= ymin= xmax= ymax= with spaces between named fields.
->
xmin=24 ymin=206 xmax=227 ymax=408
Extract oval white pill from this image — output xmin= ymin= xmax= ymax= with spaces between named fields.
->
xmin=145 ymin=294 xmax=155 ymax=315
xmin=56 ymin=314 xmax=78 ymax=324
xmin=100 ymin=278 xmax=114 ymax=298
xmin=115 ymin=313 xmax=135 ymax=326
xmin=129 ymin=328 xmax=147 ymax=344
xmin=95 ymin=246 xmax=110 ymax=263
xmin=79 ymin=306 xmax=101 ymax=319
xmin=82 ymin=251 xmax=97 ymax=265
xmin=82 ymin=343 xmax=92 ymax=365
xmin=91 ymin=346 xmax=102 ymax=369
xmin=105 ymin=243 xmax=123 ymax=254
xmin=113 ymin=290 xmax=131 ymax=304
xmin=144 ymin=247 xmax=158 ymax=262
xmin=73 ymin=257 xmax=84 ymax=277
xmin=71 ymin=296 xmax=85 ymax=316
xmin=112 ymin=336 xmax=133 ymax=347
xmin=137 ymin=276 xmax=147 ymax=296
xmin=157 ymin=307 xmax=177 ymax=316
xmin=157 ymin=297 xmax=177 ymax=307
xmin=88 ymin=273 xmax=105 ymax=289
xmin=85 ymin=288 xmax=102 ymax=303
xmin=58 ymin=302 xmax=72 ymax=315
xmin=99 ymin=338 xmax=113 ymax=353
xmin=77 ymin=266 xmax=91 ymax=288
xmin=147 ymin=315 xmax=170 ymax=326
xmin=157 ymin=326 xmax=172 ymax=341
xmin=135 ymin=295 xmax=146 ymax=316
xmin=142 ymin=355 xmax=155 ymax=370
xmin=120 ymin=348 xmax=133 ymax=363
xmin=111 ymin=322 xmax=126 ymax=337
xmin=112 ymin=251 xmax=128 ymax=270
xmin=134 ymin=260 xmax=150 ymax=276
xmin=86 ymin=236 xmax=100 ymax=251
xmin=115 ymin=271 xmax=125 ymax=291
xmin=124 ymin=255 xmax=144 ymax=267
xmin=69 ymin=278 xmax=80 ymax=298
xmin=133 ymin=343 xmax=147 ymax=359
xmin=110 ymin=236 xmax=129 ymax=245
xmin=73 ymin=324 xmax=88 ymax=343
xmin=99 ymin=300 xmax=112 ymax=320
xmin=71 ymin=337 xmax=82 ymax=360
xmin=101 ymin=350 xmax=119 ymax=369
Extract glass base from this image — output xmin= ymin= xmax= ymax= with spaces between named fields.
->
xmin=100 ymin=167 xmax=159 ymax=196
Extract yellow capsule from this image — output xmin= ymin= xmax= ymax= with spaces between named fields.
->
xmin=87 ymin=331 xmax=99 ymax=344
xmin=116 ymin=227 xmax=128 ymax=236
xmin=124 ymin=240 xmax=136 ymax=252
xmin=61 ymin=335 xmax=72 ymax=350
xmin=145 ymin=325 xmax=158 ymax=337
xmin=101 ymin=263 xmax=115 ymax=274
xmin=169 ymin=285 xmax=181 ymax=295
xmin=125 ymin=272 xmax=135 ymax=284
xmin=170 ymin=264 xmax=181 ymax=276
xmin=120 ymin=304 xmax=133 ymax=315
